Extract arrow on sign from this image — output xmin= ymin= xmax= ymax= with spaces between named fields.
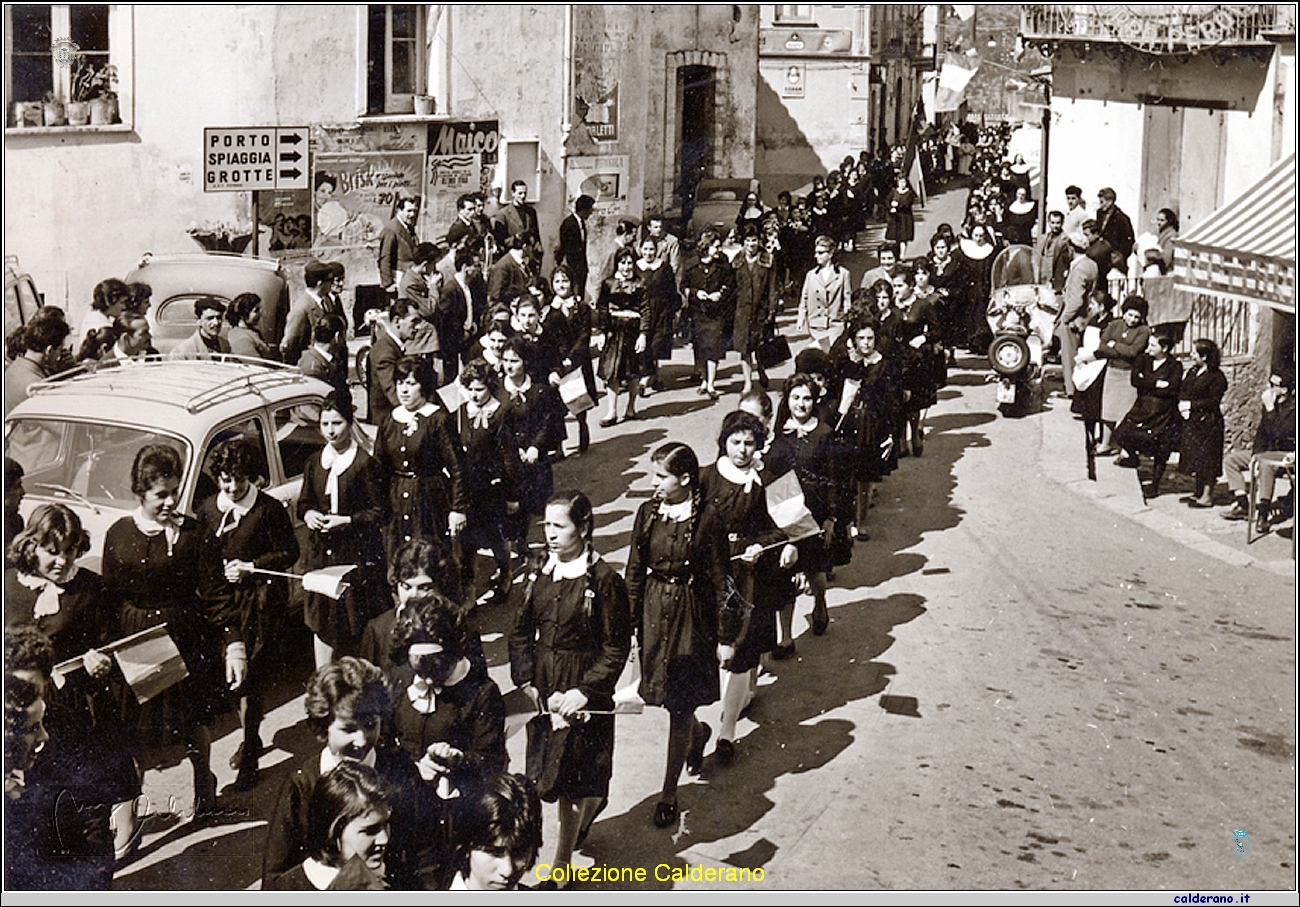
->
xmin=279 ymin=150 xmax=302 ymax=164
xmin=280 ymin=168 xmax=302 ymax=180
xmin=279 ymin=133 xmax=303 ymax=145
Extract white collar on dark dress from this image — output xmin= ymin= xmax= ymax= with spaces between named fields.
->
xmin=716 ymin=456 xmax=761 ymax=492
xmin=543 ymin=551 xmax=595 ymax=580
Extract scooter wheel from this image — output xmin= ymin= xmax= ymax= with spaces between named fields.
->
xmin=988 ymin=334 xmax=1031 ymax=378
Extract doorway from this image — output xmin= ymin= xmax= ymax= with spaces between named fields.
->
xmin=678 ymin=64 xmax=716 ymax=222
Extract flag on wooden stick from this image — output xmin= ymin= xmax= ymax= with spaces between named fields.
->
xmin=111 ymin=624 xmax=189 ymax=705
xmin=765 ymin=469 xmax=822 ymax=542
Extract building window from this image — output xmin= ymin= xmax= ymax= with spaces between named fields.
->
xmin=367 ymin=4 xmax=426 ymax=115
xmin=773 ymin=5 xmax=816 ymax=25
xmin=5 ymin=4 xmax=131 ymax=129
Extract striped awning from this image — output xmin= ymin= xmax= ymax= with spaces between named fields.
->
xmin=1174 ymin=152 xmax=1296 ymax=313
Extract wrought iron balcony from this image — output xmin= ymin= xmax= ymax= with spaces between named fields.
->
xmin=1021 ymin=5 xmax=1293 ymax=54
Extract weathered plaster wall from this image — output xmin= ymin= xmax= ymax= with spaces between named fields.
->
xmin=4 ymin=5 xmax=359 ymax=322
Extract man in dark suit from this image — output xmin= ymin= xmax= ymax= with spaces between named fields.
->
xmin=555 ymin=194 xmax=595 ymax=297
xmin=1082 ymin=218 xmax=1115 ymax=279
xmin=281 ymin=260 xmax=334 ymax=366
xmin=434 ymin=247 xmax=482 ymax=384
xmin=378 ymin=195 xmax=421 ymax=296
xmin=443 ymin=193 xmax=481 ymax=250
xmin=491 ymin=180 xmax=539 ymax=246
xmin=368 ymin=297 xmax=420 ymax=425
xmin=486 ymin=233 xmax=532 ymax=308
xmin=1095 ymin=187 xmax=1135 ymax=275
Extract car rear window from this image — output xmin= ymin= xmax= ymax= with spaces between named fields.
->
xmin=5 ymin=418 xmax=192 ymax=511
xmin=158 ymin=295 xmax=231 ymax=324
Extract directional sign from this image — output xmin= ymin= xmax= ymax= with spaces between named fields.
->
xmin=204 ymin=126 xmax=309 ymax=192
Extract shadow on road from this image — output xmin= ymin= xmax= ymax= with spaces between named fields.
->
xmin=575 ymin=591 xmax=926 ymax=889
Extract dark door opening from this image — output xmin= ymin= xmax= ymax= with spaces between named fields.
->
xmin=678 ymin=65 xmax=716 ymax=223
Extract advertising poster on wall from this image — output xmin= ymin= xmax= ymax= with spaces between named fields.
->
xmin=425 ymin=152 xmax=482 ymax=234
xmin=566 ymin=154 xmax=629 ymax=215
xmin=782 ymin=62 xmax=806 ymax=98
xmin=311 ymin=123 xmax=426 ymax=250
xmin=571 ymin=6 xmax=631 ymax=153
xmin=312 ymin=152 xmax=425 ymax=249
xmin=426 ymin=119 xmax=499 ymax=216
xmin=260 ymin=189 xmax=313 ymax=255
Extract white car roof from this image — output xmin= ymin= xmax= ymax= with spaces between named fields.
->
xmin=8 ymin=358 xmax=331 ymax=432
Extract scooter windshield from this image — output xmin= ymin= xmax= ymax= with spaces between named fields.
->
xmin=991 ymin=244 xmax=1037 ymax=290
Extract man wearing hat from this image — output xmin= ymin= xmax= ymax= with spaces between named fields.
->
xmin=281 ymin=260 xmax=335 ymax=366
xmin=1056 ymin=230 xmax=1098 ymax=397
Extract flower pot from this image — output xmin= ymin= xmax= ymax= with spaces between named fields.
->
xmin=43 ymin=101 xmax=66 ymax=126
xmin=89 ymin=97 xmax=114 ymax=125
xmin=414 ymin=95 xmax=435 ymax=116
xmin=16 ymin=102 xmax=44 ymax=128
xmin=66 ymin=101 xmax=91 ymax=126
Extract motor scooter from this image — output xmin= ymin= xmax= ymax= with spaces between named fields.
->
xmin=985 ymin=244 xmax=1058 ymax=417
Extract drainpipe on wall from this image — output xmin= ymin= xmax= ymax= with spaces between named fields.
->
xmin=560 ymin=5 xmax=574 ymax=195
xmin=431 ymin=4 xmax=450 ymax=116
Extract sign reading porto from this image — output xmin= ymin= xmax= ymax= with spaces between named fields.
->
xmin=204 ymin=127 xmax=310 ymax=192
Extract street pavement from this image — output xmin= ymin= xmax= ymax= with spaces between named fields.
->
xmin=106 ymin=181 xmax=1296 ymax=893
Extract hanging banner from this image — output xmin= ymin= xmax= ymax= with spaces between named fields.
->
xmin=566 ymin=155 xmax=629 ymax=216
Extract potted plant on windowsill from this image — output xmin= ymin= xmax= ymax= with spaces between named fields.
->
xmin=43 ymin=91 xmax=66 ymax=127
xmin=69 ymin=58 xmax=119 ymax=126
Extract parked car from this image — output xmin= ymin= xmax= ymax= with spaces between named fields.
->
xmin=4 ymin=358 xmax=341 ymax=569
xmin=5 ymin=255 xmax=44 ymax=331
xmin=123 ymin=252 xmax=289 ymax=355
xmin=686 ymin=178 xmax=761 ymax=245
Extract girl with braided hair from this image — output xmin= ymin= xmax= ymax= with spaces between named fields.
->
xmin=508 ymin=490 xmax=631 ymax=884
xmin=626 ymin=442 xmax=729 ymax=828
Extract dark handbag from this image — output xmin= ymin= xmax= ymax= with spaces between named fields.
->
xmin=755 ymin=333 xmax=792 ymax=370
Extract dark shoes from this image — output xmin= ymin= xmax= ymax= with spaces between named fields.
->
xmin=771 ymin=642 xmax=796 ymax=661
xmin=686 ymin=722 xmax=711 ymax=776
xmin=1255 ymin=503 xmax=1273 ymax=534
xmin=1221 ymin=501 xmax=1249 ymax=521
xmin=714 ymin=738 xmax=736 ymax=767
xmin=811 ymin=600 xmax=829 ymax=636
xmin=1115 ymin=454 xmax=1139 ymax=468
xmin=229 ymin=737 xmax=263 ymax=771
xmin=653 ymin=801 xmax=679 ymax=828
xmin=231 ymin=763 xmax=259 ymax=793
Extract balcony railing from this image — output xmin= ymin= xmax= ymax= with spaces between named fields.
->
xmin=1105 ymin=275 xmax=1254 ymax=361
xmin=1022 ymin=5 xmax=1293 ymax=53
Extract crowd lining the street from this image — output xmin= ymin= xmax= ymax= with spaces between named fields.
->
xmin=4 ymin=122 xmax=1294 ymax=891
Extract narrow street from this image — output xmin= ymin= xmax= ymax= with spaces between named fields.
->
xmin=112 ymin=183 xmax=1295 ymax=892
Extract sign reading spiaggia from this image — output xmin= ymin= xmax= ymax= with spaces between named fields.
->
xmin=204 ymin=126 xmax=310 ymax=192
